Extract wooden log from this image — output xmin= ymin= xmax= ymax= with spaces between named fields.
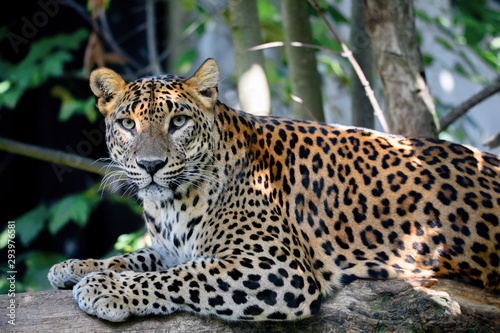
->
xmin=1 ymin=279 xmax=499 ymax=332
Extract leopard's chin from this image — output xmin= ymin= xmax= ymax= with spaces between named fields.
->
xmin=137 ymin=183 xmax=173 ymax=202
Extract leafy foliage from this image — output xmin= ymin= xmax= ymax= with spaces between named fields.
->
xmin=451 ymin=0 xmax=500 ymax=72
xmin=1 ymin=186 xmax=102 ymax=250
xmin=8 ymin=205 xmax=48 ymax=248
xmin=0 ymin=28 xmax=88 ymax=109
xmin=48 ymin=191 xmax=99 ymax=235
xmin=175 ymin=49 xmax=198 ymax=74
xmin=115 ymin=231 xmax=150 ymax=254
xmin=19 ymin=251 xmax=67 ymax=292
xmin=51 ymin=86 xmax=98 ymax=123
xmin=0 ymin=184 xmax=141 ymax=293
xmin=415 ymin=1 xmax=500 ymax=142
xmin=418 ymin=1 xmax=500 ymax=81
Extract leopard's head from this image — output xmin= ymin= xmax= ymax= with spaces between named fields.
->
xmin=90 ymin=59 xmax=220 ymax=201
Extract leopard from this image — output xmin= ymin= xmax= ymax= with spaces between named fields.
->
xmin=48 ymin=58 xmax=500 ymax=322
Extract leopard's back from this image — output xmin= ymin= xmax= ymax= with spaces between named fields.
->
xmin=219 ymin=112 xmax=500 ymax=291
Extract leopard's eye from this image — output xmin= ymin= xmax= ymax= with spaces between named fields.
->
xmin=120 ymin=118 xmax=135 ymax=130
xmin=171 ymin=115 xmax=188 ymax=129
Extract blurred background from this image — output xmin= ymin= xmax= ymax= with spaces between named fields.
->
xmin=1 ymin=0 xmax=499 ymax=292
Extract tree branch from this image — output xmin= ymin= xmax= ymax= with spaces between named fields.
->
xmin=0 ymin=137 xmax=113 ymax=176
xmin=5 ymin=279 xmax=500 ymax=332
xmin=157 ymin=17 xmax=205 ymax=71
xmin=243 ymin=41 xmax=340 ymax=55
xmin=439 ymin=80 xmax=500 ymax=132
xmin=307 ymin=0 xmax=389 ymax=133
xmin=63 ymin=0 xmax=143 ymax=72
xmin=483 ymin=132 xmax=500 ymax=150
xmin=290 ymin=94 xmax=320 ymax=122
xmin=62 ymin=0 xmax=98 ymax=30
xmin=97 ymin=9 xmax=144 ymax=71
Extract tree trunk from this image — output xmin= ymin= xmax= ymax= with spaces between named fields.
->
xmin=146 ymin=0 xmax=161 ymax=75
xmin=350 ymin=0 xmax=375 ymax=129
xmin=165 ymin=1 xmax=186 ymax=72
xmin=3 ymin=279 xmax=499 ymax=332
xmin=364 ymin=0 xmax=438 ymax=138
xmin=280 ymin=0 xmax=325 ymax=122
xmin=228 ymin=0 xmax=271 ymax=116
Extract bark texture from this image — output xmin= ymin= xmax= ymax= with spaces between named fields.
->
xmin=350 ymin=0 xmax=375 ymax=129
xmin=2 ymin=279 xmax=498 ymax=332
xmin=280 ymin=0 xmax=325 ymax=122
xmin=228 ymin=0 xmax=270 ymax=116
xmin=364 ymin=0 xmax=439 ymax=138
xmin=165 ymin=0 xmax=190 ymax=71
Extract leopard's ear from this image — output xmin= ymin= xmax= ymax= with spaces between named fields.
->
xmin=90 ymin=68 xmax=126 ymax=116
xmin=186 ymin=58 xmax=219 ymax=107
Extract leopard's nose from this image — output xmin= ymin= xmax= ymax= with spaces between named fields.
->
xmin=137 ymin=159 xmax=167 ymax=176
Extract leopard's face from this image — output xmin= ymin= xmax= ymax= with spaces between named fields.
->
xmin=91 ymin=61 xmax=220 ymax=201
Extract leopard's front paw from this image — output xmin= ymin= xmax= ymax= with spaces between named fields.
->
xmin=73 ymin=271 xmax=139 ymax=322
xmin=48 ymin=259 xmax=100 ymax=289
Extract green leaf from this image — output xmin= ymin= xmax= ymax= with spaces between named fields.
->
xmin=0 ymin=205 xmax=48 ymax=249
xmin=326 ymin=6 xmax=349 ymax=24
xmin=16 ymin=205 xmax=49 ymax=247
xmin=0 ymin=25 xmax=8 ymax=39
xmin=0 ymin=80 xmax=10 ymax=94
xmin=0 ymin=28 xmax=88 ymax=109
xmin=257 ymin=0 xmax=278 ymax=21
xmin=52 ymin=86 xmax=98 ymax=122
xmin=422 ymin=54 xmax=434 ymax=66
xmin=490 ymin=37 xmax=500 ymax=50
xmin=195 ymin=21 xmax=206 ymax=36
xmin=0 ymin=231 xmax=7 ymax=250
xmin=20 ymin=251 xmax=67 ymax=291
xmin=114 ymin=231 xmax=148 ymax=253
xmin=454 ymin=64 xmax=468 ymax=76
xmin=311 ymin=18 xmax=342 ymax=52
xmin=83 ymin=97 xmax=99 ymax=123
xmin=179 ymin=0 xmax=196 ymax=11
xmin=49 ymin=193 xmax=98 ymax=234
xmin=415 ymin=10 xmax=430 ymax=23
xmin=435 ymin=37 xmax=453 ymax=50
xmin=175 ymin=49 xmax=198 ymax=74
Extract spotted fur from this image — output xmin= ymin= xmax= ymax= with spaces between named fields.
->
xmin=48 ymin=59 xmax=500 ymax=322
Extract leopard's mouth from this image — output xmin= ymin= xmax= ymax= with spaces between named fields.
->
xmin=137 ymin=183 xmax=173 ymax=201
xmin=133 ymin=171 xmax=189 ymax=201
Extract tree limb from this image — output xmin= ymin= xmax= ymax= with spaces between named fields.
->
xmin=244 ymin=41 xmax=340 ymax=55
xmin=290 ymin=94 xmax=320 ymax=122
xmin=307 ymin=0 xmax=389 ymax=133
xmin=97 ymin=9 xmax=144 ymax=72
xmin=439 ymin=80 xmax=500 ymax=132
xmin=483 ymin=132 xmax=500 ymax=150
xmin=0 ymin=137 xmax=112 ymax=176
xmin=63 ymin=0 xmax=143 ymax=72
xmin=157 ymin=17 xmax=206 ymax=70
xmin=4 ymin=279 xmax=499 ymax=332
